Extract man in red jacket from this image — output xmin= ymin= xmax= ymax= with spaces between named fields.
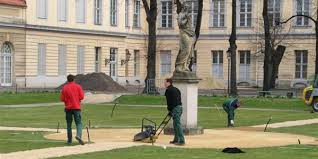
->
xmin=60 ymin=74 xmax=85 ymax=145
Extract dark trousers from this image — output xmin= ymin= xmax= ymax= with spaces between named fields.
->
xmin=65 ymin=109 xmax=82 ymax=142
xmin=222 ymin=105 xmax=235 ymax=126
xmin=172 ymin=105 xmax=185 ymax=143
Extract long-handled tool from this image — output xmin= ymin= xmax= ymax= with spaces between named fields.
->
xmin=214 ymin=104 xmax=224 ymax=117
xmin=110 ymin=101 xmax=119 ymax=118
xmin=264 ymin=116 xmax=272 ymax=132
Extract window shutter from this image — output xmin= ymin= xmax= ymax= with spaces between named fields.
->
xmin=58 ymin=0 xmax=68 ymax=21
xmin=57 ymin=0 xmax=61 ymax=20
xmin=37 ymin=0 xmax=47 ymax=19
xmin=38 ymin=44 xmax=46 ymax=76
xmin=76 ymin=0 xmax=86 ymax=23
xmin=37 ymin=44 xmax=42 ymax=75
xmin=77 ymin=46 xmax=85 ymax=74
xmin=58 ymin=45 xmax=67 ymax=76
xmin=58 ymin=0 xmax=67 ymax=21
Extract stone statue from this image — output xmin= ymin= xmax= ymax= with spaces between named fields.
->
xmin=174 ymin=1 xmax=196 ymax=79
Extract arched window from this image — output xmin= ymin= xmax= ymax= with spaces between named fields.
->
xmin=0 ymin=43 xmax=12 ymax=86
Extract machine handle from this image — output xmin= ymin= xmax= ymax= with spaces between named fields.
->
xmin=141 ymin=118 xmax=157 ymax=132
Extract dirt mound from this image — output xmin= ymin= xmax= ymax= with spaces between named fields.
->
xmin=57 ymin=73 xmax=127 ymax=93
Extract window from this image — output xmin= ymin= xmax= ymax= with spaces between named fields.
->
xmin=125 ymin=50 xmax=129 ymax=77
xmin=160 ymin=51 xmax=171 ymax=76
xmin=296 ymin=0 xmax=310 ymax=26
xmin=125 ymin=0 xmax=129 ymax=27
xmin=295 ymin=50 xmax=308 ymax=79
xmin=268 ymin=0 xmax=280 ymax=26
xmin=133 ymin=0 xmax=141 ymax=27
xmin=94 ymin=0 xmax=102 ymax=25
xmin=188 ymin=0 xmax=198 ymax=28
xmin=212 ymin=51 xmax=223 ymax=78
xmin=58 ymin=0 xmax=67 ymax=21
xmin=110 ymin=48 xmax=117 ymax=79
xmin=38 ymin=43 xmax=46 ymax=76
xmin=0 ymin=43 xmax=12 ymax=85
xmin=239 ymin=50 xmax=251 ymax=81
xmin=58 ymin=44 xmax=67 ymax=76
xmin=76 ymin=0 xmax=86 ymax=23
xmin=134 ymin=50 xmax=140 ymax=77
xmin=211 ymin=0 xmax=225 ymax=27
xmin=77 ymin=46 xmax=85 ymax=74
xmin=95 ymin=47 xmax=101 ymax=72
xmin=161 ymin=1 xmax=173 ymax=28
xmin=191 ymin=50 xmax=197 ymax=73
xmin=37 ymin=0 xmax=48 ymax=19
xmin=110 ymin=0 xmax=117 ymax=26
xmin=239 ymin=0 xmax=252 ymax=27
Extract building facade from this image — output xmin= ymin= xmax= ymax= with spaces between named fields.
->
xmin=0 ymin=0 xmax=316 ymax=89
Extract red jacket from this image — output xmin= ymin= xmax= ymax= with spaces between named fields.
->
xmin=60 ymin=82 xmax=84 ymax=110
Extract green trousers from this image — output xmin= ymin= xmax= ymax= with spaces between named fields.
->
xmin=65 ymin=109 xmax=82 ymax=142
xmin=222 ymin=105 xmax=235 ymax=126
xmin=172 ymin=105 xmax=185 ymax=143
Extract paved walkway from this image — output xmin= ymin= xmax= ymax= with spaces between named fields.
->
xmin=0 ymin=142 xmax=140 ymax=159
xmin=1 ymin=117 xmax=318 ymax=159
xmin=0 ymin=102 xmax=306 ymax=113
xmin=0 ymin=126 xmax=64 ymax=133
xmin=0 ymin=103 xmax=62 ymax=108
xmin=102 ymin=103 xmax=306 ymax=112
xmin=252 ymin=118 xmax=318 ymax=128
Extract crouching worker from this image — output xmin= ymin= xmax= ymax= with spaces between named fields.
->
xmin=164 ymin=78 xmax=185 ymax=146
xmin=60 ymin=74 xmax=85 ymax=145
xmin=222 ymin=98 xmax=240 ymax=127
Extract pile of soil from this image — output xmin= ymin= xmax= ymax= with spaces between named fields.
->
xmin=57 ymin=73 xmax=127 ymax=93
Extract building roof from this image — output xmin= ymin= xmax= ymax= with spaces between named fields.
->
xmin=0 ymin=0 xmax=26 ymax=7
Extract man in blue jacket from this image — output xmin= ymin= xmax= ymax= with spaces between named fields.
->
xmin=222 ymin=98 xmax=240 ymax=127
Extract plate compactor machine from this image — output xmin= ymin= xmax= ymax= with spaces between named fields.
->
xmin=133 ymin=113 xmax=172 ymax=144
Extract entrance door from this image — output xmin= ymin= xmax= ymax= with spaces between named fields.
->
xmin=0 ymin=43 xmax=12 ymax=86
xmin=109 ymin=48 xmax=117 ymax=80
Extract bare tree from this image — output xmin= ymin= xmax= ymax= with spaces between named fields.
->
xmin=262 ymin=0 xmax=287 ymax=91
xmin=229 ymin=0 xmax=237 ymax=96
xmin=251 ymin=19 xmax=291 ymax=89
xmin=142 ymin=0 xmax=158 ymax=94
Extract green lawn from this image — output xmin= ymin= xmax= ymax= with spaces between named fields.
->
xmin=0 ymin=92 xmax=60 ymax=105
xmin=0 ymin=93 xmax=309 ymax=111
xmin=0 ymin=131 xmax=67 ymax=153
xmin=1 ymin=94 xmax=318 ymax=158
xmin=0 ymin=104 xmax=316 ymax=129
xmin=52 ymin=145 xmax=318 ymax=159
xmin=116 ymin=95 xmax=309 ymax=110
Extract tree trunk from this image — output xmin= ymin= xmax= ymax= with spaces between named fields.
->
xmin=229 ymin=0 xmax=237 ymax=96
xmin=315 ymin=5 xmax=318 ymax=78
xmin=189 ymin=0 xmax=203 ymax=71
xmin=315 ymin=22 xmax=318 ymax=78
xmin=263 ymin=0 xmax=272 ymax=91
xmin=194 ymin=0 xmax=203 ymax=45
xmin=142 ymin=0 xmax=158 ymax=94
xmin=270 ymin=45 xmax=286 ymax=88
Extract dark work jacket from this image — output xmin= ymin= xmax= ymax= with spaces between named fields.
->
xmin=165 ymin=85 xmax=182 ymax=111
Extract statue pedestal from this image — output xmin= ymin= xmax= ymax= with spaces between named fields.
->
xmin=164 ymin=72 xmax=204 ymax=135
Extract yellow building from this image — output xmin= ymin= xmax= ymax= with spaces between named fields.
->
xmin=0 ymin=0 xmax=316 ymax=89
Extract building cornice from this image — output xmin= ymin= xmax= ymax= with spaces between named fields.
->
xmin=0 ymin=22 xmax=316 ymax=40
